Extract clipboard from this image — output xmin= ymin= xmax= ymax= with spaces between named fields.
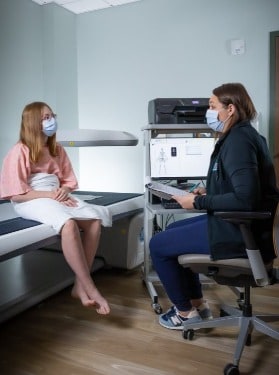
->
xmin=146 ymin=181 xmax=188 ymax=200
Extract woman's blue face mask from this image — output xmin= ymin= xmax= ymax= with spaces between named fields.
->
xmin=205 ymin=109 xmax=225 ymax=132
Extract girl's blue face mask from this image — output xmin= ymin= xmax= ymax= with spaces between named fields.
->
xmin=42 ymin=117 xmax=58 ymax=137
xmin=205 ymin=109 xmax=225 ymax=132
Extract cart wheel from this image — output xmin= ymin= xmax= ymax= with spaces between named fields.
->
xmin=224 ymin=363 xmax=239 ymax=375
xmin=182 ymin=329 xmax=194 ymax=340
xmin=152 ymin=303 xmax=162 ymax=314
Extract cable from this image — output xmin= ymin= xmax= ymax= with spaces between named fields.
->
xmin=153 ymin=216 xmax=162 ymax=235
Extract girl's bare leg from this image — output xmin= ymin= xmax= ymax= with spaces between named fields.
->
xmin=78 ymin=219 xmax=101 ymax=268
xmin=60 ymin=219 xmax=110 ymax=314
xmin=71 ymin=219 xmax=108 ymax=313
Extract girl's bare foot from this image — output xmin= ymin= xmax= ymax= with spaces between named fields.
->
xmin=71 ymin=282 xmax=110 ymax=315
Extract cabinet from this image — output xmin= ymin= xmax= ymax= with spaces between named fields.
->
xmin=142 ymin=124 xmax=215 ymax=314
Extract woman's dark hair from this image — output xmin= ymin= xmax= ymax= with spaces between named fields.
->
xmin=213 ymin=83 xmax=257 ymax=122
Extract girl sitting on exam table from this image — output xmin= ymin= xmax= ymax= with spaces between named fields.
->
xmin=149 ymin=83 xmax=278 ymax=330
xmin=0 ymin=101 xmax=112 ymax=315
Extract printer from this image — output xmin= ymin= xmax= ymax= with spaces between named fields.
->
xmin=148 ymin=98 xmax=209 ymax=125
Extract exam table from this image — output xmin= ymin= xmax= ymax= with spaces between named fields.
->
xmin=0 ymin=128 xmax=143 ymax=322
xmin=0 ymin=191 xmax=144 ymax=323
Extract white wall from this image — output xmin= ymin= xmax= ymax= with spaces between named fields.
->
xmin=0 ymin=0 xmax=43 ymax=164
xmin=76 ymin=0 xmax=279 ymax=192
xmin=1 ymin=0 xmax=279 ymax=194
xmin=0 ymin=0 xmax=79 ymax=172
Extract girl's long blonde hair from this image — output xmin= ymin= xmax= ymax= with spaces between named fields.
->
xmin=20 ymin=101 xmax=58 ymax=163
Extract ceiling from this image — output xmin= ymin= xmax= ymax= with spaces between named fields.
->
xmin=31 ymin=0 xmax=142 ymax=14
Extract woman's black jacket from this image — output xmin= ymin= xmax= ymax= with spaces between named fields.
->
xmin=194 ymin=121 xmax=279 ymax=262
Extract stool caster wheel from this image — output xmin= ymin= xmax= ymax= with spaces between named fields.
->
xmin=152 ymin=303 xmax=162 ymax=314
xmin=224 ymin=363 xmax=239 ymax=375
xmin=246 ymin=333 xmax=251 ymax=346
xmin=220 ymin=309 xmax=229 ymax=317
xmin=182 ymin=329 xmax=194 ymax=340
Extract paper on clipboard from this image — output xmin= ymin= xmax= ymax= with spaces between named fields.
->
xmin=146 ymin=181 xmax=188 ymax=200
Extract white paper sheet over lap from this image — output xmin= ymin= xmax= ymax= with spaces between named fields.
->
xmin=12 ymin=173 xmax=112 ymax=233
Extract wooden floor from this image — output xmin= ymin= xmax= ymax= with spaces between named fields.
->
xmin=0 ymin=267 xmax=278 ymax=375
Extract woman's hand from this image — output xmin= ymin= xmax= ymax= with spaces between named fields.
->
xmin=172 ymin=193 xmax=196 ymax=209
xmin=192 ymin=186 xmax=206 ymax=195
xmin=172 ymin=187 xmax=206 ymax=209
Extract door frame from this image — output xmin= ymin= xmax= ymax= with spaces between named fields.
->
xmin=269 ymin=31 xmax=279 ymax=182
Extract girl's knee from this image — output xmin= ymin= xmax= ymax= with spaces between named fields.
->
xmin=79 ymin=219 xmax=101 ymax=232
xmin=61 ymin=219 xmax=79 ymax=234
xmin=94 ymin=219 xmax=101 ymax=230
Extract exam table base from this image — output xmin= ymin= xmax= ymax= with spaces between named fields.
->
xmin=0 ymin=249 xmax=104 ymax=324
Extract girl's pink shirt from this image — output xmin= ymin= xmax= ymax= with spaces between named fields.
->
xmin=0 ymin=142 xmax=78 ymax=199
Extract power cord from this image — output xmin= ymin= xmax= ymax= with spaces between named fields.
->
xmin=153 ymin=216 xmax=162 ymax=235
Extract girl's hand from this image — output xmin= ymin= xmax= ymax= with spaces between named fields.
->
xmin=54 ymin=186 xmax=71 ymax=202
xmin=61 ymin=195 xmax=78 ymax=207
